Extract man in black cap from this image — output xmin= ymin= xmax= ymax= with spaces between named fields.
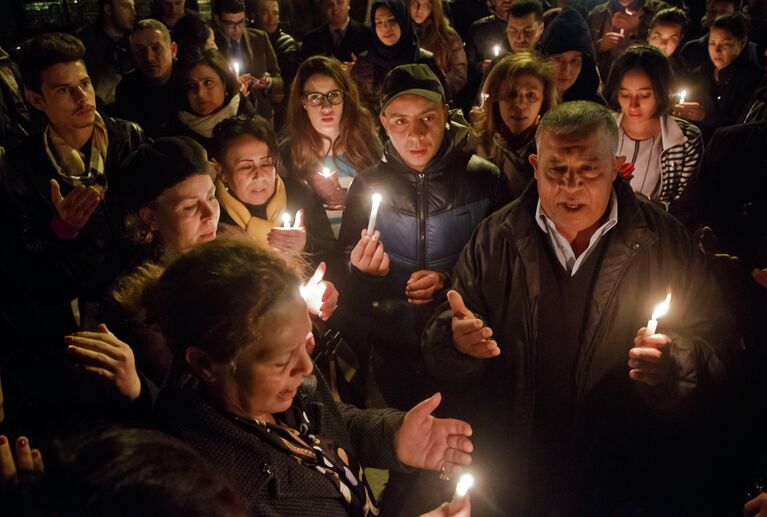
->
xmin=338 ymin=63 xmax=507 ymax=410
xmin=337 ymin=60 xmax=508 ymax=516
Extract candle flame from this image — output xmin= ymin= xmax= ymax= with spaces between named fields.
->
xmin=651 ymin=292 xmax=671 ymax=320
xmin=372 ymin=192 xmax=382 ymax=205
xmin=493 ymin=44 xmax=501 ymax=57
xmin=281 ymin=213 xmax=291 ymax=225
xmin=320 ymin=167 xmax=332 ymax=177
xmin=456 ymin=473 xmax=474 ymax=497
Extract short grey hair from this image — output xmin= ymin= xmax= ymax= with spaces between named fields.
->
xmin=131 ymin=18 xmax=172 ymax=45
xmin=535 ymin=100 xmax=619 ymax=154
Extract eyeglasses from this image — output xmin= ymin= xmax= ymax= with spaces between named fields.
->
xmin=303 ymin=90 xmax=344 ymax=107
xmin=220 ymin=19 xmax=246 ymax=28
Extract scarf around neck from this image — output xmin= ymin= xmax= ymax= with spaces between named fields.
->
xmin=216 ymin=173 xmax=287 ymax=249
xmin=44 ymin=111 xmax=108 ymax=190
xmin=178 ymin=93 xmax=241 ymax=138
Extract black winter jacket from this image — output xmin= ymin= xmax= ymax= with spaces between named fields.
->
xmin=155 ymin=369 xmax=405 ymax=516
xmin=1 ymin=115 xmax=144 ymax=322
xmin=337 ymin=115 xmax=507 ymax=407
xmin=423 ymin=178 xmax=735 ymax=515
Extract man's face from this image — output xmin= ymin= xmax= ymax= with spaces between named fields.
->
xmin=647 ymin=23 xmax=683 ymax=56
xmin=160 ymin=0 xmax=185 ymax=20
xmin=218 ymin=10 xmax=247 ymax=41
xmin=380 ymin=94 xmax=447 ymax=172
xmin=706 ymin=0 xmax=736 ymax=27
xmin=507 ymin=13 xmax=544 ymax=52
xmin=551 ymin=50 xmax=582 ymax=94
xmin=26 ymin=61 xmax=96 ymax=131
xmin=255 ymin=0 xmax=280 ymax=34
xmin=107 ymin=0 xmax=137 ymax=32
xmin=323 ymin=0 xmax=350 ymax=28
xmin=131 ymin=28 xmax=177 ymax=84
xmin=493 ymin=0 xmax=513 ymax=20
xmin=530 ymin=128 xmax=622 ymax=241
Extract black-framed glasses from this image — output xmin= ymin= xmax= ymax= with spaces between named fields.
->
xmin=303 ymin=90 xmax=344 ymax=107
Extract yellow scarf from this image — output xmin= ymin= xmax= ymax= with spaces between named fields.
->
xmin=216 ymin=175 xmax=287 ymax=249
xmin=44 ymin=111 xmax=109 ymax=190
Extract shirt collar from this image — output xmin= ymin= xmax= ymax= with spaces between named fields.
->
xmin=329 ymin=17 xmax=351 ymax=33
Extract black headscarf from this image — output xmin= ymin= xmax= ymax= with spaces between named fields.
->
xmin=370 ymin=0 xmax=420 ymax=69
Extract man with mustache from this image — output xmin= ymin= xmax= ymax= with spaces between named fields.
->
xmin=423 ymin=101 xmax=736 ymax=515
xmin=1 ymin=32 xmax=143 ymax=338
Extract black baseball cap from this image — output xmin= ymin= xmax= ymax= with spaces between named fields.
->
xmin=380 ymin=63 xmax=446 ymax=112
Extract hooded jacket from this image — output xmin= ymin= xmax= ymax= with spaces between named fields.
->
xmin=540 ymin=7 xmax=606 ymax=105
xmin=422 ymin=177 xmax=735 ymax=514
xmin=337 ymin=112 xmax=507 ymax=407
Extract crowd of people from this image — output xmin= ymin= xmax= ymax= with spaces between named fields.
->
xmin=0 ymin=0 xmax=766 ymax=515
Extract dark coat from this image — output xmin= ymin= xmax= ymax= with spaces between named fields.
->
xmin=1 ymin=115 xmax=144 ymax=320
xmin=115 ymin=68 xmax=177 ymax=138
xmin=268 ymin=27 xmax=300 ymax=90
xmin=587 ymin=0 xmax=665 ymax=80
xmin=692 ymin=49 xmax=764 ymax=141
xmin=76 ymin=23 xmax=135 ymax=109
xmin=337 ymin=115 xmax=507 ymax=408
xmin=215 ymin=28 xmax=284 ymax=123
xmin=680 ymin=33 xmax=761 ymax=72
xmin=422 ymin=178 xmax=735 ymax=515
xmin=155 ymin=369 xmax=405 ymax=516
xmin=0 ymin=47 xmax=31 ymax=151
xmin=301 ymin=18 xmax=372 ymax=63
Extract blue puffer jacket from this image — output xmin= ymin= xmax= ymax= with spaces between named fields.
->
xmin=337 ymin=113 xmax=508 ymax=408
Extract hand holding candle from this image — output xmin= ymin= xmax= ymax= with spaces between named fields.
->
xmin=268 ymin=209 xmax=306 ymax=254
xmin=308 ymin=167 xmax=346 ymax=209
xmin=300 ymin=262 xmax=338 ymax=320
xmin=628 ymin=292 xmax=673 ymax=385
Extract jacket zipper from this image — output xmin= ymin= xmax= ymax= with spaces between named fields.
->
xmin=416 ymin=172 xmax=427 ymax=270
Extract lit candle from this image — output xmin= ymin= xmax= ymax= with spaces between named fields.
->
xmin=300 ymin=263 xmax=327 ymax=314
xmin=281 ymin=213 xmax=292 ymax=229
xmin=367 ymin=193 xmax=382 ymax=235
xmin=645 ymin=292 xmax=671 ymax=336
xmin=455 ymin=473 xmax=475 ymax=498
xmin=493 ymin=44 xmax=501 ymax=57
xmin=320 ymin=167 xmax=333 ymax=178
xmin=678 ymin=89 xmax=687 ymax=104
xmin=620 ymin=28 xmax=624 ymax=36
xmin=480 ymin=93 xmax=489 ymax=109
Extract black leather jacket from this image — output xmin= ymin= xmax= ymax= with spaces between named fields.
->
xmin=1 ymin=115 xmax=144 ymax=320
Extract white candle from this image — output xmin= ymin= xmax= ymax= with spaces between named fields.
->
xmin=679 ymin=90 xmax=687 ymax=104
xmin=455 ymin=473 xmax=475 ymax=498
xmin=300 ymin=264 xmax=327 ymax=314
xmin=493 ymin=44 xmax=501 ymax=57
xmin=480 ymin=93 xmax=489 ymax=109
xmin=645 ymin=292 xmax=671 ymax=336
xmin=232 ymin=61 xmax=240 ymax=78
xmin=620 ymin=28 xmax=624 ymax=36
xmin=320 ymin=167 xmax=333 ymax=178
xmin=367 ymin=193 xmax=382 ymax=235
xmin=281 ymin=213 xmax=292 ymax=229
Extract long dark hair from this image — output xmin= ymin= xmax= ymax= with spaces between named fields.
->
xmin=287 ymin=56 xmax=380 ymax=179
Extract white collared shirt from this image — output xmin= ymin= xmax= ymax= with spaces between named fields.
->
xmin=535 ymin=190 xmax=619 ymax=276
